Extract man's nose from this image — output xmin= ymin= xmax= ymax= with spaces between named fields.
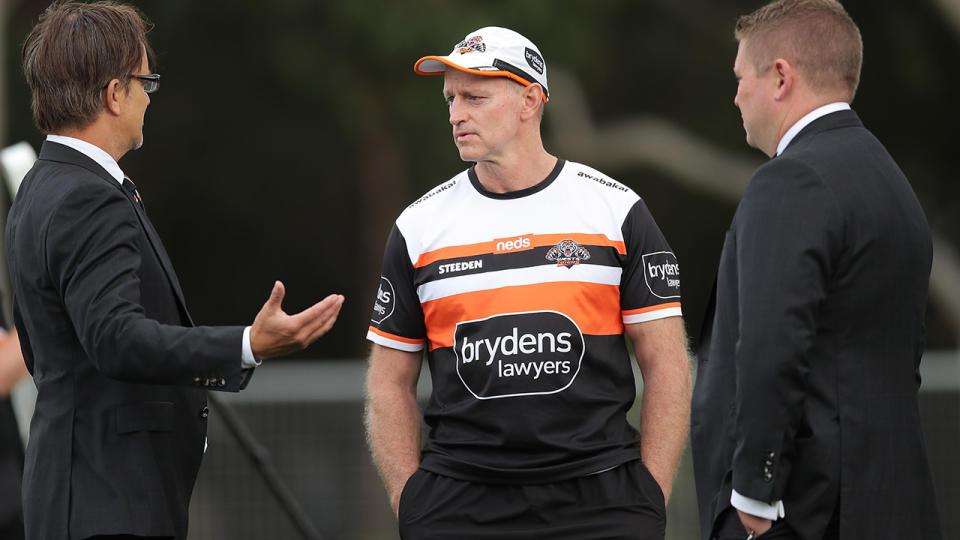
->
xmin=449 ymin=98 xmax=465 ymax=125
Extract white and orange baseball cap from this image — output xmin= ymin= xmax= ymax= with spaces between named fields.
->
xmin=414 ymin=26 xmax=549 ymax=102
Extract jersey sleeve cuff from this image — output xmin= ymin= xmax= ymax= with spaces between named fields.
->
xmin=366 ymin=326 xmax=426 ymax=352
xmin=621 ymin=302 xmax=682 ymax=324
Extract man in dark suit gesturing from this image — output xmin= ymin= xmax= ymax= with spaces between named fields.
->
xmin=691 ymin=1 xmax=942 ymax=539
xmin=7 ymin=3 xmax=344 ymax=539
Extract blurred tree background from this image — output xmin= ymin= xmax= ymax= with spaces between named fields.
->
xmin=1 ymin=1 xmax=958 ymax=538
xmin=3 ymin=0 xmax=958 ymax=356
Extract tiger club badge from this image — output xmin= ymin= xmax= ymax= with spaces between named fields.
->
xmin=546 ymin=239 xmax=591 ymax=268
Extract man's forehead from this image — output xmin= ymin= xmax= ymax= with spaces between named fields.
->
xmin=733 ymin=42 xmax=753 ymax=73
xmin=442 ymin=70 xmax=512 ymax=93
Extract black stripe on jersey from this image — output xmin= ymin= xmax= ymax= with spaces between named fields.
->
xmin=414 ymin=244 xmax=622 ymax=286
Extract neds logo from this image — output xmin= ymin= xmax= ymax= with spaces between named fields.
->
xmin=641 ymin=251 xmax=681 ymax=299
xmin=494 ymin=235 xmax=533 ymax=254
xmin=454 ymin=311 xmax=584 ymax=400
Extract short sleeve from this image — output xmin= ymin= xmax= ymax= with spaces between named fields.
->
xmin=619 ymin=199 xmax=683 ymax=324
xmin=366 ymin=224 xmax=427 ymax=351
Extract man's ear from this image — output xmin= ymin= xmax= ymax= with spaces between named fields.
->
xmin=773 ymin=58 xmax=794 ymax=102
xmin=519 ymin=83 xmax=544 ymax=120
xmin=102 ymin=78 xmax=124 ymax=116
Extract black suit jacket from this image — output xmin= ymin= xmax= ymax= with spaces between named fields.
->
xmin=691 ymin=110 xmax=942 ymax=540
xmin=6 ymin=141 xmax=253 ymax=539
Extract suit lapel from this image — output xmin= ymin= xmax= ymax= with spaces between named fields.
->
xmin=38 ymin=142 xmax=194 ymax=325
xmin=126 ymin=199 xmax=195 ymax=326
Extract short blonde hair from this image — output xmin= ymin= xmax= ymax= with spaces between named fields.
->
xmin=735 ymin=0 xmax=862 ymax=100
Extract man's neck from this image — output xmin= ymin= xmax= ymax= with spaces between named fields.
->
xmin=769 ymin=90 xmax=850 ymax=157
xmin=474 ymin=146 xmax=556 ymax=194
xmin=57 ymin=122 xmax=126 ymax=162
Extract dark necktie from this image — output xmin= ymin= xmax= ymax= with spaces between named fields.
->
xmin=122 ymin=177 xmax=144 ymax=210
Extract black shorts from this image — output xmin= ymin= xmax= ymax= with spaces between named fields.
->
xmin=398 ymin=459 xmax=666 ymax=540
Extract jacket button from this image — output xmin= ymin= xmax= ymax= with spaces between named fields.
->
xmin=200 ymin=406 xmax=209 ymax=419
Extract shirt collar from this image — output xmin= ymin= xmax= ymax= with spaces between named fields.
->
xmin=46 ymin=134 xmax=125 ymax=184
xmin=775 ymin=102 xmax=851 ymax=156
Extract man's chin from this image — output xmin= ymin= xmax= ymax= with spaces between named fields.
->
xmin=457 ymin=148 xmax=479 ymax=163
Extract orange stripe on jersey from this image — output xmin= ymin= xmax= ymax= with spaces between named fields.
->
xmin=421 ymin=281 xmax=624 ymax=350
xmin=621 ymin=302 xmax=682 ymax=317
xmin=367 ymin=326 xmax=425 ymax=345
xmin=413 ymin=233 xmax=627 ymax=268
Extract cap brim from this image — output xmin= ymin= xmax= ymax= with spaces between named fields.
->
xmin=414 ymin=56 xmax=547 ymax=103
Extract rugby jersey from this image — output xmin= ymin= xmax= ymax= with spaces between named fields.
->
xmin=367 ymin=158 xmax=682 ymax=483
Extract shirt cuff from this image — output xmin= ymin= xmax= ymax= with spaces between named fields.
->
xmin=731 ymin=489 xmax=785 ymax=521
xmin=241 ymin=326 xmax=260 ymax=369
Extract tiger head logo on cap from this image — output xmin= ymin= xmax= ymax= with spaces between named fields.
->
xmin=456 ymin=35 xmax=486 ymax=54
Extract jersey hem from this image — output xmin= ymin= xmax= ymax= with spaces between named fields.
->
xmin=419 ymin=448 xmax=641 ymax=485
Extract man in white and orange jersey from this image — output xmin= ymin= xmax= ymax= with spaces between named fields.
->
xmin=364 ymin=26 xmax=692 ymax=540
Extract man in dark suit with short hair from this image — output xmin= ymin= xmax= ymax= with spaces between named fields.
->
xmin=7 ymin=3 xmax=345 ymax=539
xmin=691 ymin=1 xmax=942 ymax=539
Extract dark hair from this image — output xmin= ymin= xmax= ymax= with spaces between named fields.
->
xmin=735 ymin=0 xmax=863 ymax=100
xmin=21 ymin=1 xmax=154 ymax=133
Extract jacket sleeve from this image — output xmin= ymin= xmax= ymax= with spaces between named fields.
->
xmin=46 ymin=179 xmax=247 ymax=390
xmin=731 ymin=157 xmax=843 ymax=502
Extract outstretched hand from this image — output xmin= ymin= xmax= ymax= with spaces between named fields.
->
xmin=250 ymin=281 xmax=345 ymax=360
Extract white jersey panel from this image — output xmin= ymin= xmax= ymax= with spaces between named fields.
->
xmin=396 ymin=161 xmax=640 ymax=265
